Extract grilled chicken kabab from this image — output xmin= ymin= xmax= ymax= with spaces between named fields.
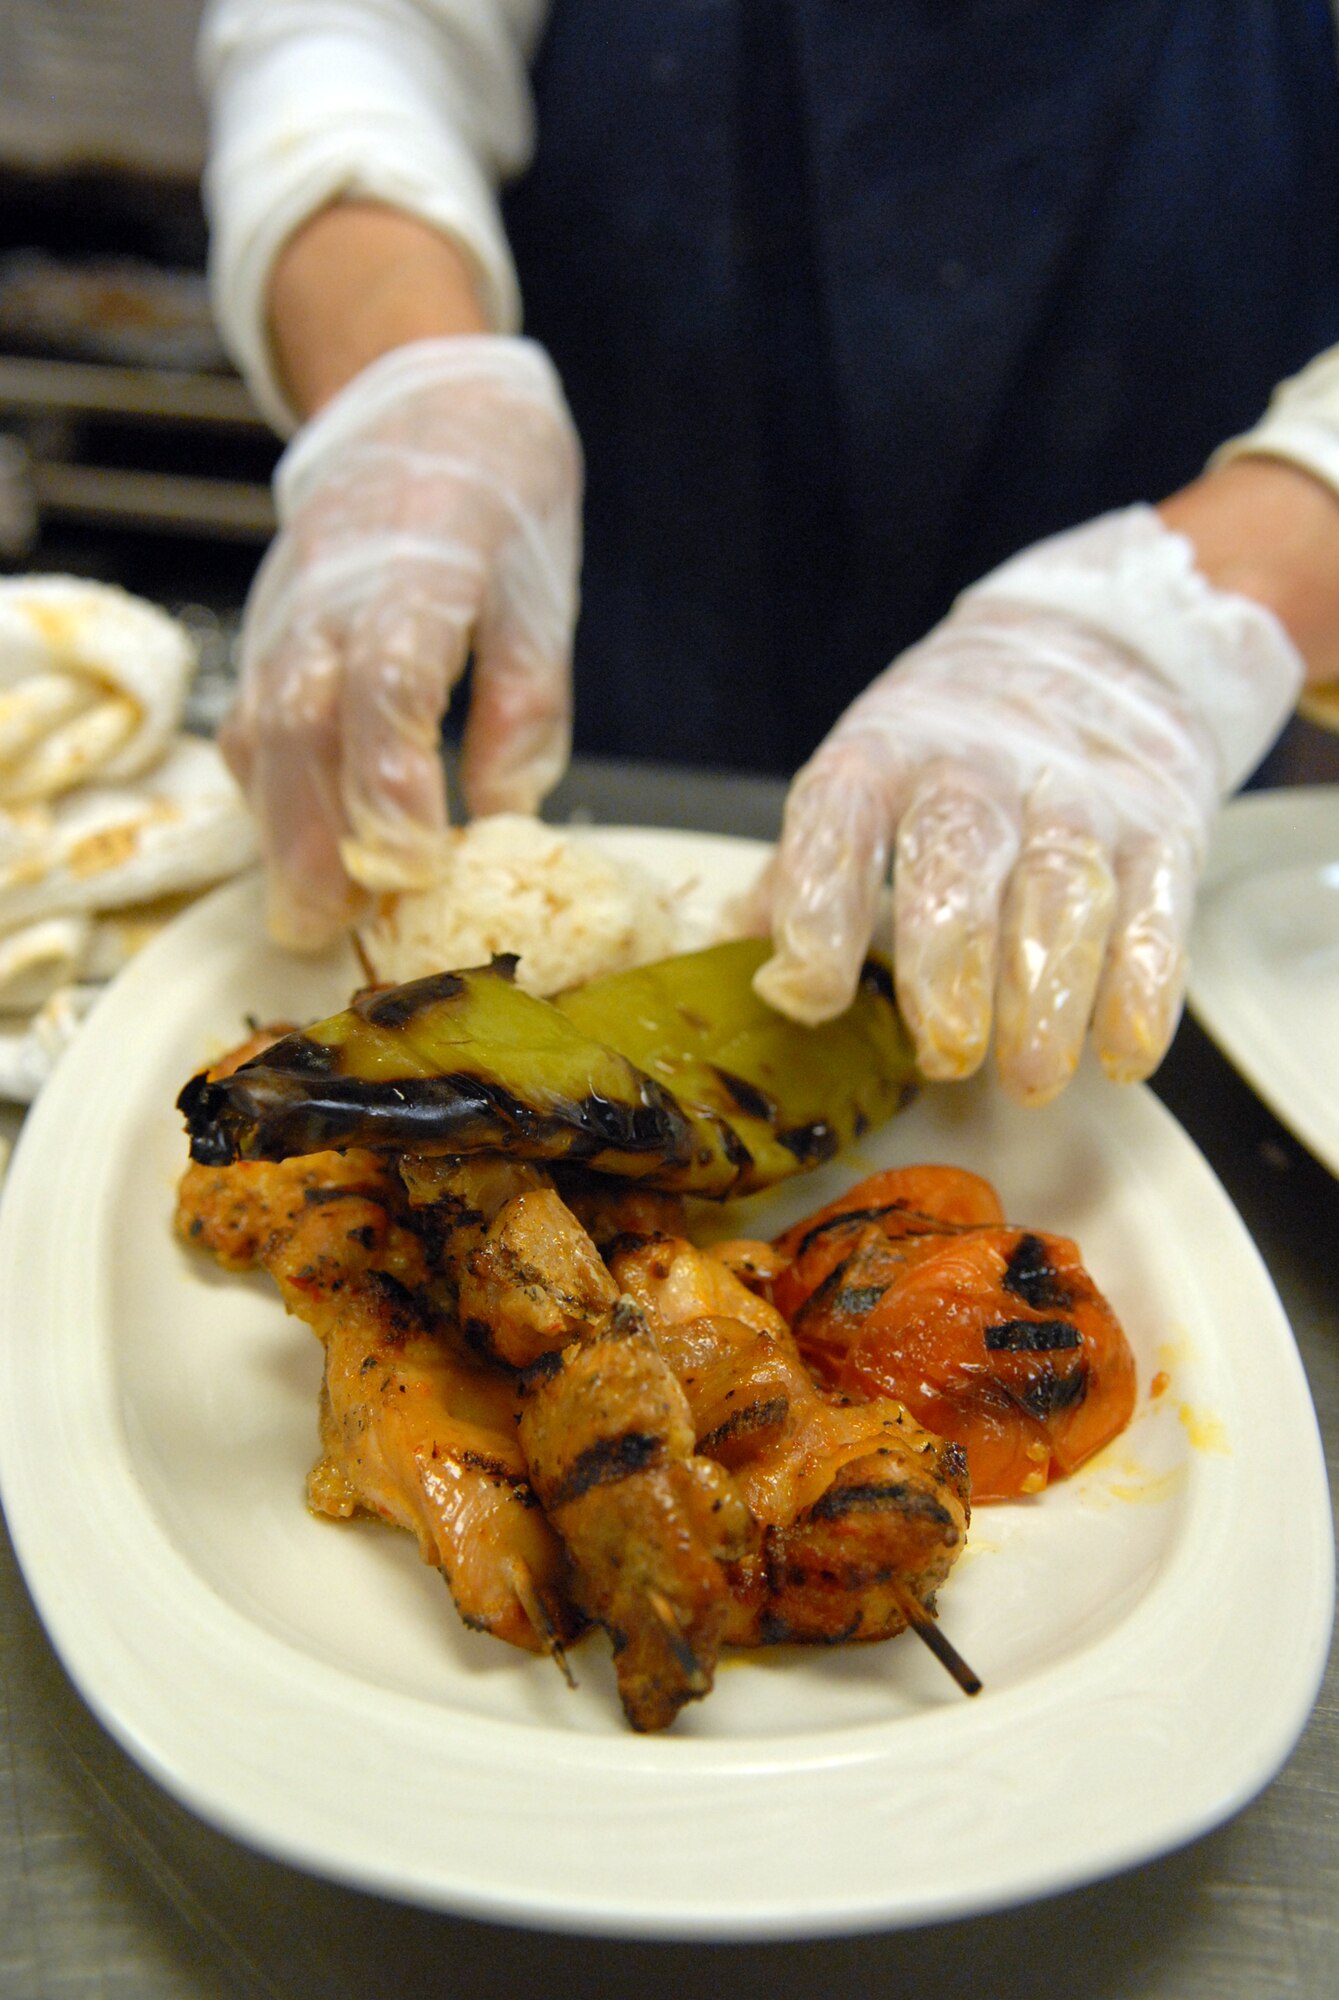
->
xmin=175 ymin=1145 xmax=579 ymax=1659
xmin=519 ymin=1297 xmax=755 ymax=1732
xmin=609 ymin=1234 xmax=971 ymax=1657
xmin=182 ymin=1127 xmax=759 ymax=1728
xmin=311 ymin=1274 xmax=575 ymax=1657
xmin=391 ymin=1166 xmax=974 ymax=1715
xmin=453 ymin=1183 xmax=972 ymax=1685
xmin=431 ymin=1173 xmax=756 ymax=1731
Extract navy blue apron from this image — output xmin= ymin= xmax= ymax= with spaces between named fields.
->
xmin=501 ymin=1 xmax=1339 ymax=774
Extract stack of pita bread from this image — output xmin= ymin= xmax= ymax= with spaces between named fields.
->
xmin=0 ymin=576 xmax=257 ymax=1118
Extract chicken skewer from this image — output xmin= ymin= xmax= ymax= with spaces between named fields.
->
xmin=175 ymin=1143 xmax=580 ymax=1661
xmin=608 ymin=1231 xmax=975 ymax=1682
xmin=518 ymin=1296 xmax=755 ymax=1729
xmin=179 ymin=1132 xmax=756 ymax=1723
xmin=452 ymin=1173 xmax=976 ymax=1695
xmin=441 ymin=1173 xmax=755 ymax=1731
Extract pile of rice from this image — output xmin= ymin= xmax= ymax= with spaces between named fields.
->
xmin=358 ymin=814 xmax=686 ymax=995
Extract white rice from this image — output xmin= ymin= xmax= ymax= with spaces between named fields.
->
xmin=358 ymin=814 xmax=683 ymax=995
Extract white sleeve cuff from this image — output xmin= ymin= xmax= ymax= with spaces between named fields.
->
xmin=199 ymin=0 xmax=539 ymax=434
xmin=1210 ymin=343 xmax=1339 ymax=499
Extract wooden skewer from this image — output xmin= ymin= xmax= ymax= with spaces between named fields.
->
xmin=507 ymin=1558 xmax=577 ymax=1688
xmin=350 ymin=930 xmax=381 ymax=987
xmin=646 ymin=1587 xmax=710 ymax=1694
xmin=891 ymin=1583 xmax=982 ymax=1697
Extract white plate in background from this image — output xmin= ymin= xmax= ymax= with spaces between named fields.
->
xmin=0 ymin=832 xmax=1331 ymax=1939
xmin=1190 ymin=787 xmax=1339 ymax=1177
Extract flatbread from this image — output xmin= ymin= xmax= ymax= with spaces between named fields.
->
xmin=0 ymin=733 xmax=258 ymax=934
xmin=0 ymin=576 xmax=193 ymax=801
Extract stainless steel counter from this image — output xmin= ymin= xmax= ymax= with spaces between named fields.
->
xmin=3 ymin=729 xmax=1338 ymax=2000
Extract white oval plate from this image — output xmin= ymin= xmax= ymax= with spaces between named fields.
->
xmin=0 ymin=829 xmax=1331 ymax=1940
xmin=1190 ymin=786 xmax=1339 ymax=1177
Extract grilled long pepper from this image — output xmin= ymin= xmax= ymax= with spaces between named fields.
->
xmin=178 ymin=941 xmax=915 ymax=1198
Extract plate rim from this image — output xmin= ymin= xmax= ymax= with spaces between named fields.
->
xmin=1190 ymin=785 xmax=1339 ymax=1177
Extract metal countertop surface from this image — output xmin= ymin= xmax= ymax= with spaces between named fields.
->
xmin=2 ymin=728 xmax=1337 ymax=2000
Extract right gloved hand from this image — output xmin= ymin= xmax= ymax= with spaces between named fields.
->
xmin=221 ymin=336 xmax=582 ymax=947
xmin=750 ymin=506 xmax=1303 ymax=1104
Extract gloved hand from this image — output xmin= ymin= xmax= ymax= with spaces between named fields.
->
xmin=752 ymin=506 xmax=1303 ymax=1103
xmin=221 ymin=336 xmax=582 ymax=946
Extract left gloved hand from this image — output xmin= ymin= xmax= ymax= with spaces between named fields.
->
xmin=220 ymin=335 xmax=581 ymax=948
xmin=751 ymin=505 xmax=1303 ymax=1103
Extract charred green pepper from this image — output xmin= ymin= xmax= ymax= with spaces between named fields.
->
xmin=179 ymin=940 xmax=914 ymax=1197
xmin=553 ymin=937 xmax=913 ymax=1192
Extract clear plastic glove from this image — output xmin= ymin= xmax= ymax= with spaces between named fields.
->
xmin=752 ymin=506 xmax=1303 ymax=1103
xmin=221 ymin=336 xmax=581 ymax=947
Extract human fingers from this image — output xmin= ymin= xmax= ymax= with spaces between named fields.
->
xmin=335 ymin=558 xmax=473 ymax=891
xmin=1090 ymin=827 xmax=1199 ymax=1083
xmin=992 ymin=781 xmax=1118 ymax=1105
xmin=216 ymin=688 xmax=256 ymax=800
xmin=458 ymin=623 xmax=571 ymax=816
xmin=891 ymin=762 xmax=1021 ymax=1081
xmin=217 ymin=527 xmax=295 ymax=803
xmin=241 ymin=626 xmax=367 ymax=948
xmin=752 ymin=735 xmax=899 ymax=1024
xmin=458 ymin=534 xmax=576 ymax=817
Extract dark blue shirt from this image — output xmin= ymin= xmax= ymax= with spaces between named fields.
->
xmin=503 ymin=2 xmax=1339 ymax=771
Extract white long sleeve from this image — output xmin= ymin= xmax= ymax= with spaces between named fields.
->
xmin=198 ymin=0 xmax=549 ymax=432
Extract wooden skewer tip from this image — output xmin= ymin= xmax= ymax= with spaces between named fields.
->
xmin=892 ymin=1584 xmax=982 ymax=1697
xmin=350 ymin=930 xmax=380 ymax=987
xmin=646 ymin=1587 xmax=710 ymax=1693
xmin=508 ymin=1558 xmax=578 ymax=1689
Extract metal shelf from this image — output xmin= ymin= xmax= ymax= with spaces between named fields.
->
xmin=0 ymin=351 xmax=276 ymax=552
xmin=0 ymin=352 xmax=266 ymax=426
xmin=29 ymin=460 xmax=274 ymax=539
